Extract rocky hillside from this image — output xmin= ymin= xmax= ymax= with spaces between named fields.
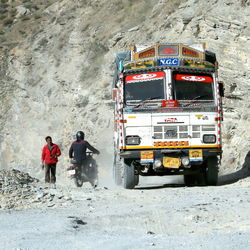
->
xmin=0 ymin=0 xmax=249 ymax=180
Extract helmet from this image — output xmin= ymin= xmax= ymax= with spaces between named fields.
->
xmin=76 ymin=131 xmax=84 ymax=141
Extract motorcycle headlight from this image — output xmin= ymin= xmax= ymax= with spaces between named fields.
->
xmin=125 ymin=136 xmax=141 ymax=145
xmin=203 ymin=134 xmax=216 ymax=143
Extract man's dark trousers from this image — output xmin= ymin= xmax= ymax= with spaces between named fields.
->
xmin=45 ymin=163 xmax=56 ymax=183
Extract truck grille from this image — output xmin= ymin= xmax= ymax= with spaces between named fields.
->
xmin=154 ymin=125 xmax=216 ymax=140
xmin=154 ymin=125 xmax=188 ymax=139
xmin=191 ymin=125 xmax=215 ymax=138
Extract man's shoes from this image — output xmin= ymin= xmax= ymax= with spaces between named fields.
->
xmin=51 ymin=183 xmax=56 ymax=189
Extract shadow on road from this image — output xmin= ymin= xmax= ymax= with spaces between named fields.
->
xmin=136 ymin=183 xmax=185 ymax=190
xmin=218 ymin=151 xmax=250 ymax=185
xmin=133 ymin=152 xmax=250 ymax=189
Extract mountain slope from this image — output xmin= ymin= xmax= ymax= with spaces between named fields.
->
xmin=0 ymin=0 xmax=249 ymax=180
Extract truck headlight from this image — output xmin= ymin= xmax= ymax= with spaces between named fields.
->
xmin=154 ymin=159 xmax=162 ymax=168
xmin=181 ymin=157 xmax=190 ymax=166
xmin=203 ymin=134 xmax=216 ymax=143
xmin=125 ymin=136 xmax=141 ymax=145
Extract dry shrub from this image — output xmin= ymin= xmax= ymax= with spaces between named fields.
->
xmin=3 ymin=18 xmax=13 ymax=26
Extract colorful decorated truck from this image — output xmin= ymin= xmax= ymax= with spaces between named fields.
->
xmin=112 ymin=43 xmax=224 ymax=189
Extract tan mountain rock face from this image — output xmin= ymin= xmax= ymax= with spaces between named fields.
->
xmin=0 ymin=0 xmax=249 ymax=180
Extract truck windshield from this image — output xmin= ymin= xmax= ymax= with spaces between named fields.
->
xmin=173 ymin=73 xmax=214 ymax=101
xmin=125 ymin=72 xmax=165 ymax=103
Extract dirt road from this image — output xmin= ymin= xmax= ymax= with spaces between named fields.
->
xmin=1 ymin=175 xmax=250 ymax=250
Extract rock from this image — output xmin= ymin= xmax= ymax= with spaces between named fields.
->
xmin=61 ymin=202 xmax=69 ymax=207
xmin=47 ymin=203 xmax=55 ymax=207
xmin=0 ymin=169 xmax=51 ymax=209
xmin=182 ymin=17 xmax=192 ymax=25
xmin=15 ymin=6 xmax=31 ymax=18
xmin=48 ymin=194 xmax=55 ymax=202
xmin=128 ymin=26 xmax=140 ymax=32
xmin=147 ymin=231 xmax=155 ymax=235
xmin=109 ymin=32 xmax=124 ymax=47
xmin=0 ymin=169 xmax=38 ymax=186
xmin=64 ymin=196 xmax=72 ymax=201
xmin=35 ymin=192 xmax=46 ymax=200
xmin=43 ymin=2 xmax=61 ymax=14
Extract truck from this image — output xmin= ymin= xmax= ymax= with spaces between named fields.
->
xmin=112 ymin=43 xmax=224 ymax=189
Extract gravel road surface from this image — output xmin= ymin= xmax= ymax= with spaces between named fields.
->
xmin=1 ymin=175 xmax=250 ymax=250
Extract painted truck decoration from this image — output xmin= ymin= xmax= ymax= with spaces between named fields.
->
xmin=112 ymin=43 xmax=224 ymax=189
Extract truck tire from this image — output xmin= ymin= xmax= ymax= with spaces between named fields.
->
xmin=196 ymin=166 xmax=207 ymax=186
xmin=205 ymin=156 xmax=218 ymax=185
xmin=123 ymin=159 xmax=136 ymax=189
xmin=134 ymin=174 xmax=139 ymax=186
xmin=184 ymin=174 xmax=196 ymax=186
xmin=196 ymin=172 xmax=206 ymax=186
xmin=113 ymin=153 xmax=122 ymax=186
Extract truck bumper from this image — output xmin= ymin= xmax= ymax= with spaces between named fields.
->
xmin=120 ymin=148 xmax=222 ymax=159
xmin=119 ymin=148 xmax=222 ymax=176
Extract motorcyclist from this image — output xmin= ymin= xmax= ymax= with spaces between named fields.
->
xmin=69 ymin=131 xmax=100 ymax=185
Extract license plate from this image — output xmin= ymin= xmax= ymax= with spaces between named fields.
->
xmin=67 ymin=169 xmax=75 ymax=176
xmin=163 ymin=157 xmax=181 ymax=168
xmin=189 ymin=149 xmax=203 ymax=161
xmin=140 ymin=151 xmax=154 ymax=163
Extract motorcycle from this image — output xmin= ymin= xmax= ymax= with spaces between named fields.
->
xmin=67 ymin=152 xmax=98 ymax=188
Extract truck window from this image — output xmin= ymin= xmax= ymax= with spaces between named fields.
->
xmin=173 ymin=73 xmax=214 ymax=101
xmin=125 ymin=72 xmax=165 ymax=103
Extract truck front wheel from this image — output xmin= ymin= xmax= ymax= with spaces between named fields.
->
xmin=123 ymin=159 xmax=136 ymax=189
xmin=205 ymin=156 xmax=219 ymax=185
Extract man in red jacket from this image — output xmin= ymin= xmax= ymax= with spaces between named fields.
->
xmin=41 ymin=136 xmax=61 ymax=187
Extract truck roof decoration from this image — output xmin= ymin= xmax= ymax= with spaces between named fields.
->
xmin=116 ymin=43 xmax=217 ymax=73
xmin=132 ymin=44 xmax=204 ymax=60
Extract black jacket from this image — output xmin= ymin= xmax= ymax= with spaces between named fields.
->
xmin=69 ymin=140 xmax=99 ymax=163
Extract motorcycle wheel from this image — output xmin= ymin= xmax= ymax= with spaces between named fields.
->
xmin=74 ymin=176 xmax=84 ymax=187
xmin=86 ymin=157 xmax=98 ymax=187
xmin=74 ymin=168 xmax=84 ymax=187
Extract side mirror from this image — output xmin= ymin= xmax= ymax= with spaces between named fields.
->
xmin=112 ymin=88 xmax=118 ymax=102
xmin=218 ymin=81 xmax=224 ymax=97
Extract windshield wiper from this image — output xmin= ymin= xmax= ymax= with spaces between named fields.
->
xmin=184 ymin=95 xmax=211 ymax=107
xmin=132 ymin=96 xmax=161 ymax=109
